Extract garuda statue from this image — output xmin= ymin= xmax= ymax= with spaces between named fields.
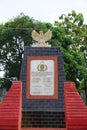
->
xmin=31 ymin=30 xmax=52 ymax=47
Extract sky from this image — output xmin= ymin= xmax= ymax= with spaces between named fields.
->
xmin=0 ymin=0 xmax=87 ymax=77
xmin=0 ymin=0 xmax=87 ymax=24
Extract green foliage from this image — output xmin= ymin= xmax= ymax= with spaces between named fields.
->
xmin=0 ymin=77 xmax=12 ymax=91
xmin=54 ymin=11 xmax=87 ymax=103
xmin=0 ymin=13 xmax=53 ymax=90
xmin=0 ymin=11 xmax=86 ymax=97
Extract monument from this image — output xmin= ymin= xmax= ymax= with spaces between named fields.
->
xmin=20 ymin=30 xmax=66 ymax=128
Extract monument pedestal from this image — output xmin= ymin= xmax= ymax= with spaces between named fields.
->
xmin=20 ymin=47 xmax=66 ymax=128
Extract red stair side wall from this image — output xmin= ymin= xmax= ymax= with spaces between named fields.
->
xmin=0 ymin=81 xmax=22 ymax=130
xmin=64 ymin=82 xmax=87 ymax=130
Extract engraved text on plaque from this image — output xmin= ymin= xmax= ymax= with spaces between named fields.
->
xmin=30 ymin=60 xmax=54 ymax=95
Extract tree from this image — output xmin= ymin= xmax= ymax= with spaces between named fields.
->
xmin=0 ymin=13 xmax=52 ymax=89
xmin=0 ymin=11 xmax=87 ymax=104
xmin=53 ymin=10 xmax=87 ymax=103
xmin=79 ymin=23 xmax=87 ymax=104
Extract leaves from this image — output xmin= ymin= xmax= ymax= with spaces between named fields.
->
xmin=0 ymin=11 xmax=86 ymax=95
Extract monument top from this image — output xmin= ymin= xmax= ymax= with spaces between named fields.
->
xmin=31 ymin=30 xmax=52 ymax=47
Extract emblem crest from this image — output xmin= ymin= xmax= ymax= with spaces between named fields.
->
xmin=31 ymin=30 xmax=52 ymax=47
xmin=37 ymin=63 xmax=47 ymax=71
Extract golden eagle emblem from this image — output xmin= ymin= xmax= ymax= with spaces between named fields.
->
xmin=32 ymin=30 xmax=52 ymax=47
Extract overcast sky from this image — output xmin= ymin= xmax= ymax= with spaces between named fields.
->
xmin=0 ymin=0 xmax=87 ymax=24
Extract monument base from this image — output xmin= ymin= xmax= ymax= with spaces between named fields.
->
xmin=21 ymin=128 xmax=66 ymax=130
xmin=22 ymin=111 xmax=65 ymax=128
xmin=20 ymin=47 xmax=66 ymax=129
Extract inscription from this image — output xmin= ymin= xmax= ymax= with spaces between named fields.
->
xmin=30 ymin=60 xmax=54 ymax=96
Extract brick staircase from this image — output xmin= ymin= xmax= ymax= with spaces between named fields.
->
xmin=1 ymin=81 xmax=87 ymax=130
xmin=0 ymin=81 xmax=22 ymax=130
xmin=64 ymin=82 xmax=87 ymax=130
